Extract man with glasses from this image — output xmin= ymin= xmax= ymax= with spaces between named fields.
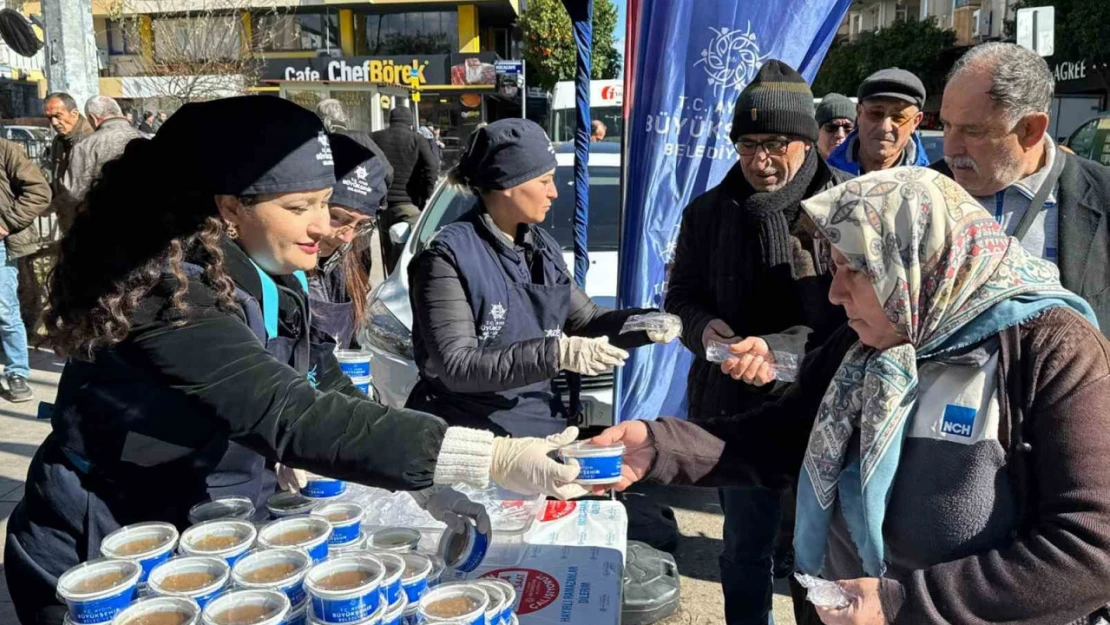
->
xmin=827 ymin=68 xmax=932 ymax=175
xmin=934 ymin=42 xmax=1110 ymax=332
xmin=815 ymin=93 xmax=856 ymax=159
xmin=665 ymin=59 xmax=848 ymax=625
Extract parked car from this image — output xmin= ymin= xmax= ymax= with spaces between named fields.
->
xmin=1065 ymin=113 xmax=1110 ymax=166
xmin=919 ymin=129 xmax=944 ymax=166
xmin=361 ymin=142 xmax=622 ymax=428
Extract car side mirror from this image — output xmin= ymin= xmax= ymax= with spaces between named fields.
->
xmin=389 ymin=222 xmax=411 ymax=246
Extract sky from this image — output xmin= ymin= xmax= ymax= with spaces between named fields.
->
xmin=613 ymin=0 xmax=627 ymax=74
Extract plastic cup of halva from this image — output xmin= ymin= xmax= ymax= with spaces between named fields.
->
xmin=304 ymin=554 xmax=385 ymax=624
xmin=417 ymin=583 xmax=489 ymax=625
xmin=147 ymin=556 xmax=229 ymax=609
xmin=179 ymin=520 xmax=257 ymax=568
xmin=335 ymin=350 xmax=372 ymax=378
xmin=478 ymin=578 xmax=515 ymax=625
xmin=310 ymin=502 xmax=364 ymax=547
xmin=379 ymin=593 xmax=406 ymax=625
xmin=231 ymin=547 xmax=312 ymax=608
xmin=188 ymin=497 xmax=256 ymax=525
xmin=366 ymin=528 xmax=421 ymax=553
xmin=398 ymin=552 xmax=432 ymax=604
xmin=99 ymin=522 xmax=179 ymax=586
xmin=438 ymin=519 xmax=488 ymax=573
xmin=331 ymin=533 xmax=367 ymax=555
xmin=109 ymin=595 xmax=200 ymax=625
xmin=257 ymin=515 xmax=332 ymax=563
xmin=285 ymin=599 xmax=309 ymax=625
xmin=57 ymin=558 xmax=142 ymax=625
xmin=472 ymin=581 xmax=503 ymax=625
xmin=301 ymin=476 xmax=347 ymax=500
xmin=201 ymin=588 xmax=289 ymax=625
xmin=266 ymin=491 xmax=318 ymax=519
xmin=559 ymin=441 xmax=625 ymax=485
xmin=367 ymin=552 xmax=404 ymax=607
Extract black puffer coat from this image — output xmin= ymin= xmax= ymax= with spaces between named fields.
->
xmin=665 ymin=158 xmax=850 ymax=420
xmin=372 ymin=107 xmax=439 ymax=207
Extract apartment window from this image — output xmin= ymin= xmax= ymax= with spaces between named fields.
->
xmin=106 ymin=19 xmax=139 ymax=56
xmin=153 ymin=16 xmax=241 ymax=62
xmin=360 ymin=11 xmax=458 ymax=55
xmin=896 ymin=4 xmax=909 ymax=22
xmin=489 ymin=27 xmax=509 ymax=58
xmin=254 ymin=11 xmax=338 ymax=52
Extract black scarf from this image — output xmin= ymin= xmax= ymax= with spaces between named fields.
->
xmin=728 ymin=147 xmax=819 ymax=274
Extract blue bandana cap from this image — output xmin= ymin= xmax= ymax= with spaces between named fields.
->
xmin=457 ymin=118 xmax=557 ymax=191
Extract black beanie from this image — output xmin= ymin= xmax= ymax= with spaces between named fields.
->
xmin=458 ymin=118 xmax=557 ymax=191
xmin=815 ymin=93 xmax=857 ymax=127
xmin=730 ymin=60 xmax=818 ymax=143
xmin=329 ymin=133 xmax=387 ymax=216
xmin=154 ymin=95 xmax=335 ymax=196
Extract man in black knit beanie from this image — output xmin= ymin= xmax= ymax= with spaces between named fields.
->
xmin=665 ymin=59 xmax=849 ymax=624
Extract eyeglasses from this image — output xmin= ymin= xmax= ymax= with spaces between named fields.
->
xmin=822 ymin=122 xmax=855 ymax=135
xmin=735 ymin=138 xmax=792 ymax=156
xmin=861 ymin=107 xmax=919 ymax=128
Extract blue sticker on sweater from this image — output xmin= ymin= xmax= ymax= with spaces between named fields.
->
xmin=941 ymin=405 xmax=976 ymax=438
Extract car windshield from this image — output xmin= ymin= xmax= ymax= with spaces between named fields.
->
xmin=417 ymin=165 xmax=621 ymax=252
xmin=920 ymin=134 xmax=943 ymax=165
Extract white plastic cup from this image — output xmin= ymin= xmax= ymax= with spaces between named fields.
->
xmin=398 ymin=553 xmax=432 ymax=605
xmin=56 ymin=558 xmax=142 ymax=625
xmin=231 ymin=547 xmax=313 ymax=608
xmin=201 ymin=588 xmax=289 ymax=625
xmin=379 ymin=593 xmax=406 ymax=625
xmin=188 ymin=497 xmax=256 ymax=525
xmin=304 ymin=554 xmax=385 ymax=624
xmin=266 ymin=491 xmax=319 ymax=519
xmin=331 ymin=533 xmax=367 ymax=555
xmin=110 ymin=595 xmax=200 ymax=625
xmin=286 ymin=599 xmax=309 ymax=625
xmin=367 ymin=528 xmax=421 ymax=553
xmin=368 ymin=552 xmax=404 ymax=607
xmin=179 ymin=520 xmax=257 ymax=568
xmin=418 ymin=583 xmax=489 ymax=625
xmin=257 ymin=515 xmax=332 ymax=563
xmin=472 ymin=581 xmax=502 ymax=625
xmin=559 ymin=441 xmax=626 ymax=485
xmin=478 ymin=579 xmax=515 ymax=625
xmin=335 ymin=350 xmax=372 ymax=378
xmin=147 ymin=556 xmax=230 ymax=609
xmin=311 ymin=502 xmax=365 ymax=546
xmin=99 ymin=522 xmax=179 ymax=586
xmin=438 ymin=519 xmax=488 ymax=573
xmin=350 ymin=376 xmax=373 ymax=395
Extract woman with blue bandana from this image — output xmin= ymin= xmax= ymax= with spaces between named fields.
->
xmin=591 ymin=167 xmax=1110 ymax=624
xmin=407 ymin=118 xmax=678 ymax=438
xmin=5 ymin=98 xmax=592 ymax=625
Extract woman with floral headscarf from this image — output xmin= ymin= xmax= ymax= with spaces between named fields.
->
xmin=592 ymin=167 xmax=1110 ymax=625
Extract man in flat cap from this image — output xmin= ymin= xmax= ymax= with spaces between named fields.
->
xmin=827 ymin=68 xmax=931 ymax=175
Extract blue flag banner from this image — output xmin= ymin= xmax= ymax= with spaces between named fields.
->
xmin=616 ymin=0 xmax=852 ymax=422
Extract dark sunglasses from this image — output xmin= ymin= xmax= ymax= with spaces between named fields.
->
xmin=822 ymin=122 xmax=855 ymax=134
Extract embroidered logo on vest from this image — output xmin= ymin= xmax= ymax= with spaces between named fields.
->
xmin=478 ymin=302 xmax=507 ymax=342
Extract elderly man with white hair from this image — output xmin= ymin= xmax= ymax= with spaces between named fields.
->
xmin=934 ymin=42 xmax=1110 ymax=332
xmin=61 ymin=95 xmax=144 ymax=203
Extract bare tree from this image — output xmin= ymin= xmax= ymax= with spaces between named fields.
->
xmin=104 ymin=0 xmax=289 ymax=107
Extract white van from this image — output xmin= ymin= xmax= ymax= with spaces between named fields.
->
xmin=550 ymin=79 xmax=623 ymax=144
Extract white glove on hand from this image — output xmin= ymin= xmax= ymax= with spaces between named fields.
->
xmin=275 ymin=464 xmax=308 ymax=493
xmin=558 ymin=336 xmax=629 ymax=376
xmin=414 ymin=487 xmax=492 ymax=535
xmin=490 ymin=427 xmax=590 ymax=500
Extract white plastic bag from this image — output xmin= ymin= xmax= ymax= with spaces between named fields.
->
xmin=619 ymin=313 xmax=683 ymax=336
xmin=705 ymin=341 xmax=800 ymax=382
xmin=794 ymin=573 xmax=853 ymax=609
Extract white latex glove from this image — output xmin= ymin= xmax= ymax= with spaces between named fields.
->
xmin=275 ymin=464 xmax=308 ymax=493
xmin=419 ymin=487 xmax=492 ymax=535
xmin=558 ymin=336 xmax=629 ymax=376
xmin=490 ymin=427 xmax=590 ymax=500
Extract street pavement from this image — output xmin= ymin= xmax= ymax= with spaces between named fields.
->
xmin=0 ymin=232 xmax=799 ymax=624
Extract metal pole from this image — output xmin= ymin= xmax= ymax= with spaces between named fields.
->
xmin=522 ymin=61 xmax=527 ymax=119
xmin=41 ymin=0 xmax=99 ymax=105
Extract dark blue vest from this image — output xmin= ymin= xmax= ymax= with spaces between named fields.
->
xmin=408 ymin=209 xmax=571 ymax=437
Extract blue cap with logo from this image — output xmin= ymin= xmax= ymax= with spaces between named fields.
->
xmin=328 ymin=133 xmax=387 ymax=216
xmin=457 ymin=118 xmax=557 ymax=191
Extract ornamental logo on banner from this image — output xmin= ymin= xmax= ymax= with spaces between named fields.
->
xmin=694 ymin=23 xmax=770 ymax=94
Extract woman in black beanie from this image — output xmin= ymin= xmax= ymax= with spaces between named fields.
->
xmin=406 ymin=118 xmax=677 ymax=438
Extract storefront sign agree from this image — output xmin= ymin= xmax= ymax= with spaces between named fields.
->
xmin=1054 ymin=60 xmax=1087 ymax=82
xmin=284 ymin=59 xmax=429 ymax=87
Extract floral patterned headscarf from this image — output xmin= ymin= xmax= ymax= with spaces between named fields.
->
xmin=793 ymin=166 xmax=1096 ymax=577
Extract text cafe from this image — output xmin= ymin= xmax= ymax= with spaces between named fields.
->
xmin=265 ymin=53 xmax=524 ymax=153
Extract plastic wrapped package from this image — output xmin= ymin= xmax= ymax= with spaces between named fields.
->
xmin=794 ymin=573 xmax=853 ymax=609
xmin=704 ymin=341 xmax=800 ymax=382
xmin=619 ymin=313 xmax=683 ymax=336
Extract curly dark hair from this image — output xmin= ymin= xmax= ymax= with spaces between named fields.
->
xmin=45 ymin=138 xmax=239 ymax=360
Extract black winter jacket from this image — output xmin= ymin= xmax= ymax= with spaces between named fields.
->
xmin=665 ymin=158 xmax=850 ymax=420
xmin=372 ymin=108 xmax=439 ymax=207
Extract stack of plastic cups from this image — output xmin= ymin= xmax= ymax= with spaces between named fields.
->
xmin=232 ymin=548 xmax=313 ymax=625
xmin=311 ymin=502 xmax=365 ymax=550
xmin=474 ymin=580 xmax=515 ymax=625
xmin=56 ymin=559 xmax=143 ymax=625
xmin=147 ymin=556 xmax=230 ymax=609
xmin=417 ymin=583 xmax=490 ymax=625
xmin=335 ymin=349 xmax=373 ymax=396
xmin=304 ymin=554 xmax=385 ymax=625
xmin=99 ymin=522 xmax=179 ymax=588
